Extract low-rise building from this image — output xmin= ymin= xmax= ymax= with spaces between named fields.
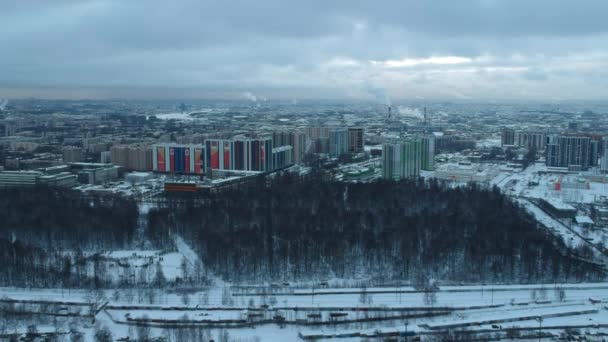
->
xmin=69 ymin=163 xmax=120 ymax=184
xmin=0 ymin=170 xmax=77 ymax=187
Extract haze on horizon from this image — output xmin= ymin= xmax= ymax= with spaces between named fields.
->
xmin=2 ymin=0 xmax=608 ymax=102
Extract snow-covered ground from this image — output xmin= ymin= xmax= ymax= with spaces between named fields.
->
xmin=2 ymin=283 xmax=607 ymax=341
xmin=154 ymin=109 xmax=212 ymax=121
xmin=490 ymin=162 xmax=608 ymax=265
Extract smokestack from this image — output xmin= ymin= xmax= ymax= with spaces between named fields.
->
xmin=388 ymin=106 xmax=392 ymax=119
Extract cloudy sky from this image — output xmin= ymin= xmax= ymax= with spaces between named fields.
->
xmin=2 ymin=0 xmax=608 ymax=101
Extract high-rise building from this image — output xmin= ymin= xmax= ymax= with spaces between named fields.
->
xmin=272 ymin=130 xmax=306 ymax=164
xmin=329 ymin=128 xmax=348 ymax=158
xmin=420 ymin=135 xmax=435 ymax=171
xmin=515 ymin=131 xmax=547 ymax=151
xmin=127 ymin=146 xmax=152 ymax=171
xmin=153 ymin=144 xmax=205 ymax=174
xmin=100 ymin=151 xmax=111 ymax=164
xmin=601 ymin=138 xmax=608 ymax=173
xmin=305 ymin=127 xmax=330 ymax=140
xmin=501 ymin=128 xmax=515 ymax=146
xmin=347 ymin=128 xmax=364 ymax=153
xmin=382 ymin=138 xmax=423 ymax=180
xmin=83 ymin=139 xmax=110 ymax=154
xmin=205 ymin=137 xmax=273 ymax=172
xmin=111 ymin=144 xmax=153 ymax=171
xmin=110 ymin=145 xmax=129 ymax=169
xmin=62 ymin=146 xmax=84 ymax=163
xmin=305 ymin=127 xmax=330 ymax=154
xmin=272 ymin=145 xmax=293 ymax=169
xmin=545 ymin=135 xmax=598 ymax=170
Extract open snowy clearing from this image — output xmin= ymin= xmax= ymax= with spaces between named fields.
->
xmin=2 ymin=283 xmax=607 ymax=341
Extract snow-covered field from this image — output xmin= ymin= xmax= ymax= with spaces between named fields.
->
xmin=1 ymin=282 xmax=607 ymax=341
xmin=2 ymin=226 xmax=607 ymax=341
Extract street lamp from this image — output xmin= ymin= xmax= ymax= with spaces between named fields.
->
xmin=403 ymin=321 xmax=409 ymax=342
xmin=535 ymin=317 xmax=543 ymax=342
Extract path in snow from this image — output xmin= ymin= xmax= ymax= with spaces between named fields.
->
xmin=173 ymin=234 xmax=225 ymax=287
xmin=133 ymin=202 xmax=154 ymax=250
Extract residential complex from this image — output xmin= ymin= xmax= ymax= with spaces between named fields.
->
xmin=546 ymin=134 xmax=600 ymax=170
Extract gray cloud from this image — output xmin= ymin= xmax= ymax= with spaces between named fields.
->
xmin=1 ymin=0 xmax=608 ymax=100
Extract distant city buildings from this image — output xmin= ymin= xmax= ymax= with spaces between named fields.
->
xmin=153 ymin=137 xmax=295 ymax=175
xmin=100 ymin=151 xmax=111 ymax=164
xmin=303 ymin=126 xmax=364 ymax=158
xmin=516 ymin=132 xmax=547 ymax=151
xmin=347 ymin=128 xmax=364 ymax=153
xmin=305 ymin=126 xmax=330 ymax=154
xmin=153 ymin=144 xmax=204 ymax=174
xmin=3 ymin=99 xmax=608 ymax=196
xmin=0 ymin=170 xmax=76 ymax=187
xmin=272 ymin=130 xmax=306 ymax=164
xmin=434 ymin=135 xmax=476 ymax=153
xmin=206 ymin=137 xmax=274 ymax=172
xmin=545 ymin=134 xmax=599 ymax=171
xmin=69 ymin=162 xmax=120 ymax=184
xmin=434 ymin=162 xmax=500 ymax=185
xmin=111 ymin=144 xmax=153 ymax=171
xmin=601 ymin=138 xmax=608 ymax=173
xmin=420 ymin=135 xmax=435 ymax=171
xmin=0 ymin=164 xmax=110 ymax=187
xmin=272 ymin=145 xmax=293 ymax=169
xmin=502 ymin=128 xmax=547 ymax=151
xmin=329 ymin=128 xmax=348 ymax=158
xmin=501 ymin=128 xmax=515 ymax=146
xmin=62 ymin=146 xmax=84 ymax=163
xmin=382 ymin=137 xmax=423 ymax=180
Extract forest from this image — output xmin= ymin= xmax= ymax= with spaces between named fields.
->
xmin=148 ymin=172 xmax=605 ymax=284
xmin=0 ymin=186 xmax=137 ymax=249
xmin=0 ymin=186 xmax=138 ymax=287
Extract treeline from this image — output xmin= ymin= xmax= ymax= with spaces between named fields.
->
xmin=0 ymin=238 xmax=96 ymax=288
xmin=148 ymin=173 xmax=605 ymax=283
xmin=0 ymin=186 xmax=138 ymax=250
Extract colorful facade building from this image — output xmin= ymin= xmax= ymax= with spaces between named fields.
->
xmin=152 ymin=144 xmax=205 ymax=174
xmin=205 ymin=137 xmax=273 ymax=172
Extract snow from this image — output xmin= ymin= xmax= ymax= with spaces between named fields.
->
xmin=516 ymin=198 xmax=583 ymax=248
xmin=488 ymin=162 xmax=608 ymax=265
xmin=2 ymin=282 xmax=608 ymax=341
xmin=576 ymin=215 xmax=595 ymax=225
xmin=154 ymin=110 xmax=212 ymax=121
xmin=174 ymin=234 xmax=224 ymax=287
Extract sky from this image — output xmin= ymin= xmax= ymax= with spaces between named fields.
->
xmin=2 ymin=0 xmax=608 ymax=101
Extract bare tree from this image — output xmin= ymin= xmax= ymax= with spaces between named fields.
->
xmin=153 ymin=261 xmax=166 ymax=288
xmin=554 ymin=286 xmax=566 ymax=302
xmin=423 ymin=290 xmax=437 ymax=307
xmin=136 ymin=315 xmax=151 ymax=342
xmin=359 ymin=286 xmax=369 ymax=305
xmin=181 ymin=292 xmax=191 ymax=306
xmin=538 ymin=286 xmax=548 ymax=300
xmin=221 ymin=287 xmax=234 ymax=306
xmin=94 ymin=324 xmax=113 ymax=342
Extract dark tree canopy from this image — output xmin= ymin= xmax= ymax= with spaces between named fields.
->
xmin=0 ymin=186 xmax=138 ymax=287
xmin=0 ymin=186 xmax=137 ymax=250
xmin=148 ymin=173 xmax=604 ymax=284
